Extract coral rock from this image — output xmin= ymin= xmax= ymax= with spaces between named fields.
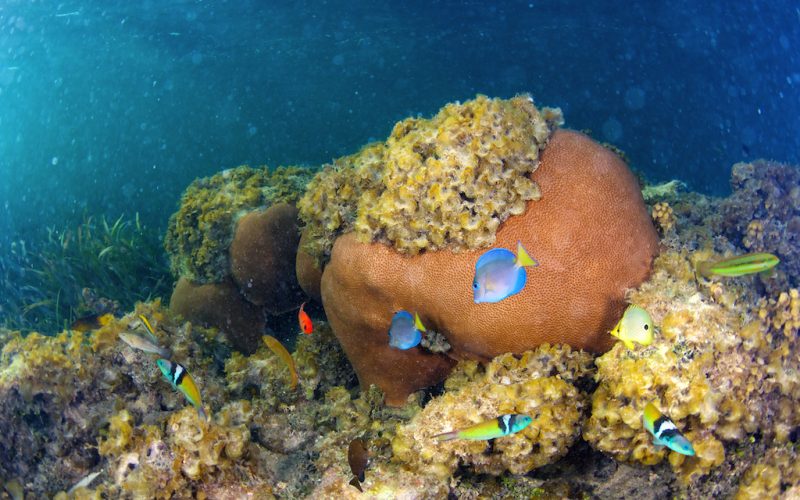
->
xmin=321 ymin=129 xmax=658 ymax=404
xmin=170 ymin=277 xmax=264 ymax=354
xmin=296 ymin=229 xmax=324 ymax=303
xmin=230 ymin=203 xmax=304 ymax=313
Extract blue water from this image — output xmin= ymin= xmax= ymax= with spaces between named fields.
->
xmin=0 ymin=1 xmax=798 ymax=237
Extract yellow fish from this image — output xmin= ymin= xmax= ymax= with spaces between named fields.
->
xmin=157 ymin=359 xmax=207 ymax=421
xmin=609 ymin=304 xmax=653 ymax=350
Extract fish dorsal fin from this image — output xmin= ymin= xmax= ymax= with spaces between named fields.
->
xmin=515 ymin=241 xmax=538 ymax=267
xmin=476 ymin=248 xmax=516 ymax=270
xmin=414 ymin=313 xmax=426 ymax=332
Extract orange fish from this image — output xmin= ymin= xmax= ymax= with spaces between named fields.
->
xmin=298 ymin=302 xmax=313 ymax=335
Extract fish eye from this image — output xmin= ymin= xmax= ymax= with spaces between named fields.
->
xmin=472 ymin=281 xmax=479 ymax=290
xmin=644 ymin=324 xmax=649 ymax=330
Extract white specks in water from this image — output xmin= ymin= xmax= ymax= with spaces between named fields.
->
xmin=247 ymin=124 xmax=257 ymax=137
xmin=602 ymin=117 xmax=623 ymax=142
xmin=51 ymin=156 xmax=58 ymax=166
xmin=624 ymin=87 xmax=646 ymax=110
xmin=332 ymin=54 xmax=345 ymax=66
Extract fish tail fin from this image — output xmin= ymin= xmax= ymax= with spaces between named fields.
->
xmin=623 ymin=339 xmax=636 ymax=350
xmin=434 ymin=430 xmax=459 ymax=441
xmin=197 ymin=406 xmax=208 ymax=422
xmin=349 ymin=477 xmax=363 ymax=492
xmin=414 ymin=313 xmax=426 ymax=332
xmin=158 ymin=347 xmax=172 ymax=359
xmin=695 ymin=260 xmax=712 ymax=279
xmin=515 ymin=241 xmax=538 ymax=267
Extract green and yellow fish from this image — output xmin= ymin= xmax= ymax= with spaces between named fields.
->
xmin=157 ymin=359 xmax=207 ymax=421
xmin=643 ymin=402 xmax=695 ymax=456
xmin=696 ymin=252 xmax=779 ymax=278
xmin=609 ymin=304 xmax=653 ymax=350
xmin=69 ymin=312 xmax=114 ymax=332
xmin=434 ymin=414 xmax=532 ymax=441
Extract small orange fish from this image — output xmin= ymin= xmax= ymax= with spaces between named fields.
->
xmin=298 ymin=302 xmax=313 ymax=335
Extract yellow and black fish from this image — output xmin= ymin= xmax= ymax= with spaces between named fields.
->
xmin=70 ymin=313 xmax=114 ymax=332
xmin=157 ymin=359 xmax=207 ymax=421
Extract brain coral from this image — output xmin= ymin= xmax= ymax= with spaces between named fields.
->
xmin=321 ymin=128 xmax=659 ymax=405
xmin=165 ymin=165 xmax=311 ymax=283
xmin=297 ymin=95 xmax=564 ymax=263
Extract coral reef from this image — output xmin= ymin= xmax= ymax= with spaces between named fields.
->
xmin=164 ymin=165 xmax=311 ymax=284
xmin=229 ymin=202 xmax=304 ymax=313
xmin=169 ymin=277 xmax=264 ymax=354
xmin=584 ymin=247 xmax=800 ymax=489
xmin=392 ymin=344 xmax=595 ymax=477
xmin=651 ymin=201 xmax=676 ymax=234
xmin=720 ymin=159 xmax=800 ymax=287
xmin=735 ymin=445 xmax=800 ymax=499
xmin=298 ymin=95 xmax=564 ymax=262
xmin=322 ymin=128 xmax=658 ymax=405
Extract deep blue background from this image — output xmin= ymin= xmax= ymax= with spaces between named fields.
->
xmin=1 ymin=0 xmax=798 ymax=242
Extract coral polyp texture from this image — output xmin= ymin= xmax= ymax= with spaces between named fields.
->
xmin=297 ymin=94 xmax=564 ymax=262
xmin=164 ymin=165 xmax=311 ymax=283
xmin=320 ymin=124 xmax=659 ymax=405
xmin=720 ymin=160 xmax=800 ymax=287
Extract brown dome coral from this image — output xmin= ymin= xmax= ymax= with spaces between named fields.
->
xmin=320 ymin=128 xmax=659 ymax=405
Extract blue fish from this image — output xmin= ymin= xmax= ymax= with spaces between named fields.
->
xmin=388 ymin=310 xmax=426 ymax=350
xmin=473 ymin=241 xmax=538 ymax=304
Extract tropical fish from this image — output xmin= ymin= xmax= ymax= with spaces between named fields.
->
xmin=138 ymin=314 xmax=158 ymax=340
xmin=696 ymin=252 xmax=779 ymax=278
xmin=434 ymin=414 xmax=533 ymax=441
xmin=388 ymin=310 xmax=426 ymax=350
xmin=642 ymin=402 xmax=695 ymax=456
xmin=609 ymin=304 xmax=654 ymax=350
xmin=473 ymin=241 xmax=538 ymax=303
xmin=119 ymin=331 xmax=171 ymax=358
xmin=298 ymin=302 xmax=313 ymax=335
xmin=347 ymin=438 xmax=369 ymax=492
xmin=262 ymin=335 xmax=298 ymax=390
xmin=157 ymin=359 xmax=207 ymax=421
xmin=70 ymin=313 xmax=114 ymax=332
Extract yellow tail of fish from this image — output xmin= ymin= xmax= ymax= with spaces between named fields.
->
xmin=515 ymin=241 xmax=538 ymax=267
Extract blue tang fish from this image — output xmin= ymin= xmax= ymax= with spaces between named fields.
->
xmin=389 ymin=310 xmax=426 ymax=350
xmin=473 ymin=241 xmax=538 ymax=303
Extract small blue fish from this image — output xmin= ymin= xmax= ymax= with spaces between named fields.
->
xmin=473 ymin=241 xmax=538 ymax=303
xmin=388 ymin=310 xmax=426 ymax=350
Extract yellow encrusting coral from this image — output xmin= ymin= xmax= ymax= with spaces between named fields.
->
xmin=585 ymin=249 xmax=800 ymax=484
xmin=735 ymin=445 xmax=800 ymax=499
xmin=651 ymin=201 xmax=676 ymax=234
xmin=164 ymin=165 xmax=312 ymax=282
xmin=392 ymin=344 xmax=594 ymax=477
xmin=298 ymin=95 xmax=563 ymax=261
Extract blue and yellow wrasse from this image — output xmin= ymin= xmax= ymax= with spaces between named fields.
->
xmin=157 ymin=359 xmax=207 ymax=421
xmin=70 ymin=313 xmax=114 ymax=332
xmin=696 ymin=252 xmax=779 ymax=278
xmin=473 ymin=241 xmax=538 ymax=303
xmin=642 ymin=402 xmax=695 ymax=456
xmin=434 ymin=414 xmax=532 ymax=441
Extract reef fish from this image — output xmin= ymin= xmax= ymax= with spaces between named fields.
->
xmin=347 ymin=438 xmax=369 ymax=492
xmin=609 ymin=304 xmax=654 ymax=350
xmin=473 ymin=241 xmax=538 ymax=303
xmin=434 ymin=414 xmax=533 ymax=441
xmin=157 ymin=359 xmax=207 ymax=421
xmin=298 ymin=302 xmax=313 ymax=335
xmin=119 ymin=331 xmax=171 ymax=358
xmin=696 ymin=252 xmax=779 ymax=278
xmin=262 ymin=335 xmax=298 ymax=390
xmin=388 ymin=310 xmax=426 ymax=350
xmin=70 ymin=312 xmax=114 ymax=332
xmin=642 ymin=402 xmax=695 ymax=456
